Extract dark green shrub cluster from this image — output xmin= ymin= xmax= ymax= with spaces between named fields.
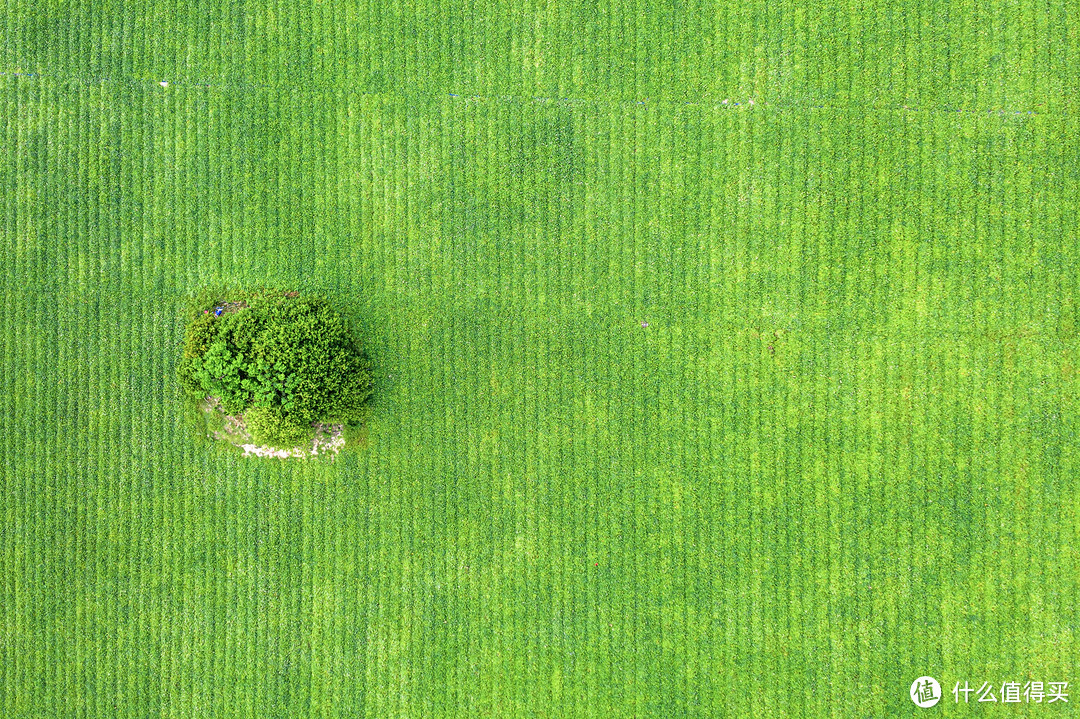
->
xmin=178 ymin=290 xmax=374 ymax=448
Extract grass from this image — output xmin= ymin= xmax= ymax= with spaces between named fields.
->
xmin=2 ymin=1 xmax=1078 ymax=717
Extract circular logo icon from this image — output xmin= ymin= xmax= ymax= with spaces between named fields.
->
xmin=910 ymin=676 xmax=942 ymax=708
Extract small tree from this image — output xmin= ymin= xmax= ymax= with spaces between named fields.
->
xmin=178 ymin=289 xmax=374 ymax=450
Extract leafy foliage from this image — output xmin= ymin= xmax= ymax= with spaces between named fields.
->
xmin=178 ymin=290 xmax=374 ymax=448
xmin=183 ymin=313 xmax=218 ymax=359
xmin=243 ymin=405 xmax=311 ymax=448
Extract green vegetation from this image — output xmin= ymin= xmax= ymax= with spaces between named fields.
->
xmin=2 ymin=1 xmax=1078 ymax=717
xmin=178 ymin=289 xmax=374 ymax=450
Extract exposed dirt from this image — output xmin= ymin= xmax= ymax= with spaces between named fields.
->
xmin=201 ymin=396 xmax=344 ymax=459
xmin=203 ymin=300 xmax=249 ymax=316
xmin=203 ymin=290 xmax=298 ymax=316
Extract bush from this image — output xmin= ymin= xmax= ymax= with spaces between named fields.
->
xmin=177 ymin=356 xmax=206 ymax=399
xmin=183 ymin=312 xmax=218 ymax=359
xmin=244 ymin=405 xmax=312 ymax=448
xmin=178 ymin=289 xmax=375 ymax=450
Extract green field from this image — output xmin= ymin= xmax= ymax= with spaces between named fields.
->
xmin=2 ymin=2 xmax=1078 ymax=717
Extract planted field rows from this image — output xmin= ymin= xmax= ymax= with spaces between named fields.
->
xmin=2 ymin=1 xmax=1078 ymax=717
